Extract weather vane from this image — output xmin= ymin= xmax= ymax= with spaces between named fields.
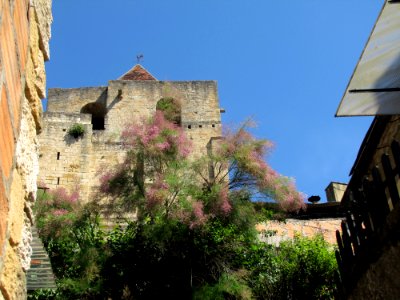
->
xmin=136 ymin=54 xmax=144 ymax=64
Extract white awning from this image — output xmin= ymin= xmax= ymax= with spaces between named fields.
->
xmin=336 ymin=1 xmax=400 ymax=116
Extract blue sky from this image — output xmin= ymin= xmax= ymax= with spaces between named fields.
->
xmin=46 ymin=0 xmax=384 ymax=200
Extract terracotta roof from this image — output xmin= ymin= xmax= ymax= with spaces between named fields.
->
xmin=118 ymin=64 xmax=156 ymax=81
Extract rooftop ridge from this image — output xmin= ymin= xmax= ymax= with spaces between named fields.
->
xmin=118 ymin=64 xmax=157 ymax=81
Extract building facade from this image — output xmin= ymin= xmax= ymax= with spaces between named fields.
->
xmin=38 ymin=65 xmax=224 ymax=202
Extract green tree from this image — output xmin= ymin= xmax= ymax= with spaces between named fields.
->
xmin=33 ymin=112 xmax=339 ymax=299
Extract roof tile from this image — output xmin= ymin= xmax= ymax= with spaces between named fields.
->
xmin=119 ymin=64 xmax=156 ymax=81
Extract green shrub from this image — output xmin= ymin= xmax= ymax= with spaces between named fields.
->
xmin=248 ymin=234 xmax=338 ymax=300
xmin=193 ymin=272 xmax=253 ymax=300
xmin=68 ymin=123 xmax=85 ymax=138
xmin=27 ymin=289 xmax=58 ymax=300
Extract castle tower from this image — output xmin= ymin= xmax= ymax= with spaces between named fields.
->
xmin=38 ymin=65 xmax=224 ymax=201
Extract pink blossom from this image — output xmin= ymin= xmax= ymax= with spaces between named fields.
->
xmin=219 ymin=188 xmax=232 ymax=215
xmin=52 ymin=209 xmax=68 ymax=217
xmin=145 ymin=176 xmax=170 ymax=210
xmin=49 ymin=187 xmax=80 ymax=205
xmin=155 ymin=141 xmax=170 ymax=151
xmin=122 ymin=110 xmax=192 ymax=159
xmin=99 ymin=171 xmax=114 ymax=193
xmin=190 ymin=201 xmax=207 ymax=229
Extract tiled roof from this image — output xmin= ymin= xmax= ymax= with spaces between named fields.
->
xmin=118 ymin=64 xmax=156 ymax=81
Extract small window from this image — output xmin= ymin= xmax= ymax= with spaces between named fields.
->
xmin=212 ymin=124 xmax=215 ymax=128
xmin=57 ymin=177 xmax=60 ymax=185
xmin=188 ymin=125 xmax=191 ymax=129
xmin=57 ymin=152 xmax=60 ymax=160
xmin=199 ymin=125 xmax=202 ymax=128
xmin=63 ymin=128 xmax=66 ymax=132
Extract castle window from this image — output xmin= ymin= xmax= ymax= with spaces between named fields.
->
xmin=212 ymin=124 xmax=215 ymax=128
xmin=156 ymin=97 xmax=181 ymax=126
xmin=199 ymin=125 xmax=202 ymax=128
xmin=57 ymin=177 xmax=60 ymax=185
xmin=188 ymin=125 xmax=191 ymax=129
xmin=57 ymin=152 xmax=60 ymax=160
xmin=81 ymin=102 xmax=107 ymax=130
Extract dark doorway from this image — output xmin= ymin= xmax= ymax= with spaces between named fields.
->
xmin=81 ymin=102 xmax=107 ymax=130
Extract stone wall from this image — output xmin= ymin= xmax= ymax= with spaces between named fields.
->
xmin=39 ymin=77 xmax=223 ymax=202
xmin=0 ymin=0 xmax=52 ymax=299
xmin=47 ymin=87 xmax=107 ymax=114
xmin=38 ymin=112 xmax=127 ymax=202
xmin=256 ymin=218 xmax=343 ymax=246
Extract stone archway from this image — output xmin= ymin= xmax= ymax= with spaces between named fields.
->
xmin=81 ymin=102 xmax=107 ymax=130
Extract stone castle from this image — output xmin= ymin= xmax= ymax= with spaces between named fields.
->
xmin=38 ymin=65 xmax=224 ymax=202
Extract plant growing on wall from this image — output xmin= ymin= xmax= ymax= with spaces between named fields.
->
xmin=68 ymin=123 xmax=85 ymax=138
xmin=156 ymin=97 xmax=181 ymax=125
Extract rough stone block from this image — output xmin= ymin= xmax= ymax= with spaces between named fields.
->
xmin=0 ymin=86 xmax=15 ymax=179
xmin=28 ymin=8 xmax=46 ymax=99
xmin=8 ymin=170 xmax=24 ymax=246
xmin=0 ymin=179 xmax=8 ymax=258
xmin=13 ymin=0 xmax=29 ymax=74
xmin=0 ymin=1 xmax=22 ymax=129
xmin=0 ymin=242 xmax=26 ymax=300
xmin=25 ymin=54 xmax=43 ymax=132
xmin=32 ymin=0 xmax=52 ymax=60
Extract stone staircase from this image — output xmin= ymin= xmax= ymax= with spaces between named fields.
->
xmin=26 ymin=226 xmax=56 ymax=291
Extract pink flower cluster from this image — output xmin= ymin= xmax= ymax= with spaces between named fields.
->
xmin=49 ymin=187 xmax=79 ymax=205
xmin=99 ymin=171 xmax=114 ymax=193
xmin=52 ymin=209 xmax=69 ymax=217
xmin=188 ymin=201 xmax=207 ymax=229
xmin=145 ymin=176 xmax=170 ymax=210
xmin=216 ymin=187 xmax=232 ymax=215
xmin=219 ymin=126 xmax=305 ymax=212
xmin=122 ymin=111 xmax=192 ymax=159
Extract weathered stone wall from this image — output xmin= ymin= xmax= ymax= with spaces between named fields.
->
xmin=38 ymin=112 xmax=127 ymax=201
xmin=47 ymin=87 xmax=107 ymax=114
xmin=105 ymin=80 xmax=222 ymax=158
xmin=256 ymin=218 xmax=343 ymax=246
xmin=0 ymin=0 xmax=52 ymax=299
xmin=39 ymin=78 xmax=223 ymax=202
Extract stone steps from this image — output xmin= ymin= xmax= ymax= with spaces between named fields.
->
xmin=26 ymin=226 xmax=57 ymax=291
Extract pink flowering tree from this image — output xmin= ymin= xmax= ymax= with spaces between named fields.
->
xmin=34 ymin=185 xmax=107 ymax=286
xmin=35 ymin=187 xmax=81 ymax=239
xmin=99 ymin=111 xmax=195 ymax=220
xmin=193 ymin=122 xmax=306 ymax=212
xmin=98 ymin=112 xmax=305 ymax=227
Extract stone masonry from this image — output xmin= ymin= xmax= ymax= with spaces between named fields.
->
xmin=0 ymin=0 xmax=52 ymax=299
xmin=38 ymin=65 xmax=224 ymax=203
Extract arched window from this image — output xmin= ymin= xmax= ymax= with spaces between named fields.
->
xmin=156 ymin=97 xmax=181 ymax=126
xmin=81 ymin=102 xmax=106 ymax=130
